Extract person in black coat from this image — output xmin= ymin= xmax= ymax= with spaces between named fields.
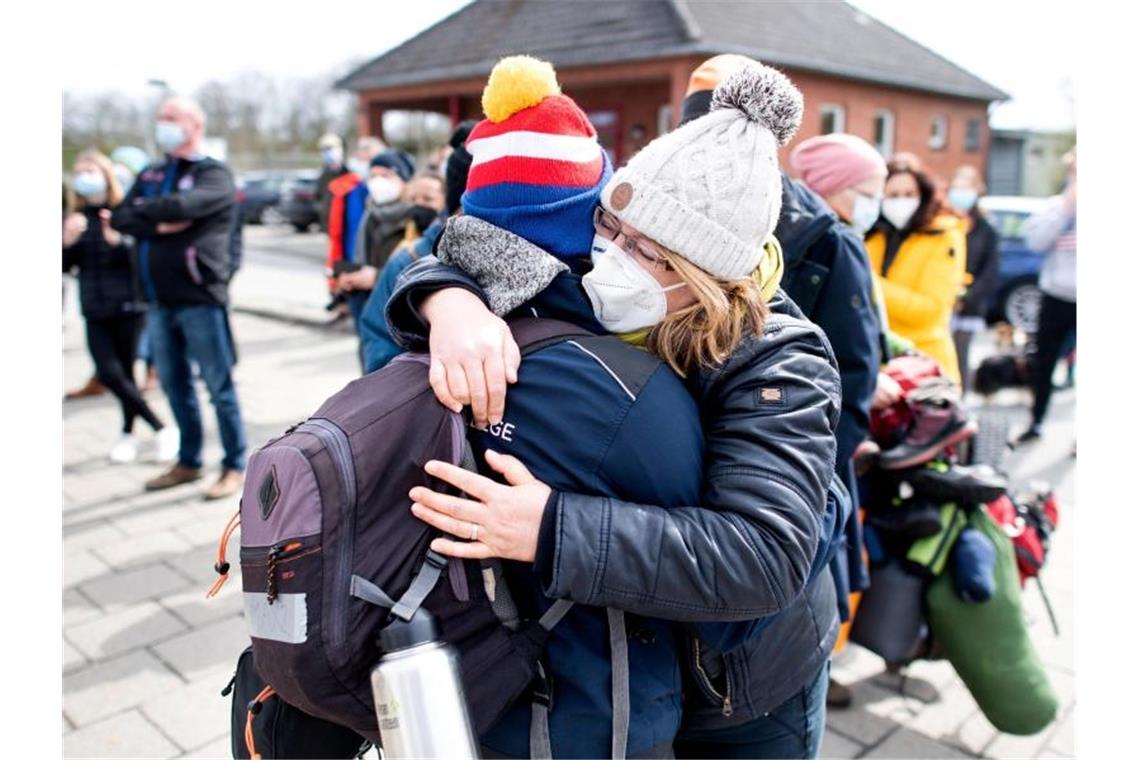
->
xmin=63 ymin=149 xmax=176 ymax=464
xmin=947 ymin=165 xmax=1000 ymax=393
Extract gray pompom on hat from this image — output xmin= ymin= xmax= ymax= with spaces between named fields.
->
xmin=601 ymin=62 xmax=803 ymax=279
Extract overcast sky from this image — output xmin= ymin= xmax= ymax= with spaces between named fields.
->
xmin=61 ymin=0 xmax=1074 ymax=132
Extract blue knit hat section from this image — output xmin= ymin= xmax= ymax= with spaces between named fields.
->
xmin=370 ymin=149 xmax=416 ymax=182
xmin=462 ymin=151 xmax=612 ymax=259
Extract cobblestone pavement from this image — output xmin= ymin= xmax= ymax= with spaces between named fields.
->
xmin=62 ymin=226 xmax=1075 ymax=758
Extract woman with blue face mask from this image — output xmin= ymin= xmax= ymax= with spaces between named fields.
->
xmin=947 ymin=165 xmax=1000 ymax=391
xmin=63 ymin=149 xmax=177 ymax=465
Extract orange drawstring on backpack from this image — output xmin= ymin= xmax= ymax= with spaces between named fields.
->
xmin=244 ymin=685 xmax=276 ymax=760
xmin=206 ymin=510 xmax=241 ymax=598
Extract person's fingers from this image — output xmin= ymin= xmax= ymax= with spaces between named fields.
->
xmin=410 ymin=502 xmax=478 ymax=540
xmin=98 ymin=209 xmax=112 ymax=223
xmin=420 ymin=460 xmax=496 ymax=501
xmin=444 ymin=359 xmax=471 ymax=407
xmin=503 ymin=332 xmax=521 ymax=385
xmin=408 ymin=486 xmax=483 ymax=522
xmin=464 ymin=359 xmax=489 ymax=428
xmin=484 ymin=450 xmax=536 ymax=486
xmin=430 ymin=537 xmax=493 ymax=559
xmin=483 ymin=351 xmax=508 ymax=426
xmin=429 ymin=358 xmax=463 ymax=413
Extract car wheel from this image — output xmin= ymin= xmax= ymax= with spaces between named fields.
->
xmin=1001 ymin=281 xmax=1042 ymax=334
xmin=293 ymin=222 xmax=310 ymax=233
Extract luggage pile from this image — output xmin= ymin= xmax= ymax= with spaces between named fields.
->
xmin=850 ymin=356 xmax=1060 ymax=736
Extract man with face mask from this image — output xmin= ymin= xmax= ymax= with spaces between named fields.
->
xmin=315 ymin=133 xmax=348 ymax=233
xmin=110 ymin=95 xmax=247 ymax=500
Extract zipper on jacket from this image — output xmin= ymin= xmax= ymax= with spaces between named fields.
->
xmin=296 ymin=419 xmax=356 ymax=646
xmin=692 ymin=640 xmax=733 ymax=717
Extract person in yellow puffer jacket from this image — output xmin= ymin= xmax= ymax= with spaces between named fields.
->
xmin=865 ymin=157 xmax=967 ymax=384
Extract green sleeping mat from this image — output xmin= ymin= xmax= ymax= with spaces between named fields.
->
xmin=926 ymin=508 xmax=1058 ymax=735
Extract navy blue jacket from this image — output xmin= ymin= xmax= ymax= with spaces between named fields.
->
xmin=462 ymin=272 xmax=706 ymax=757
xmin=775 ymin=176 xmax=879 ymax=611
xmin=387 ymin=244 xmax=846 ymax=725
xmin=110 ymin=155 xmax=237 ymax=307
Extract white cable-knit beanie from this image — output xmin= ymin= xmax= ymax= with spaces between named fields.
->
xmin=600 ymin=63 xmax=803 ymax=279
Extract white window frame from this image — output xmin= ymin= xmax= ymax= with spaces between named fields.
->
xmin=820 ymin=103 xmax=846 ymax=134
xmin=929 ymin=115 xmax=949 ymax=151
xmin=873 ymin=109 xmax=895 ymax=156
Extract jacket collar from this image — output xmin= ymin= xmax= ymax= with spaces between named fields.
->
xmin=773 ymin=175 xmax=838 ymax=268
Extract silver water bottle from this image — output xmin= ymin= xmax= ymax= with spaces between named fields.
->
xmin=371 ymin=609 xmax=478 ymax=759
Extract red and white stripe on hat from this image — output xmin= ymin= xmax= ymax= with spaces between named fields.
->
xmin=465 ymin=94 xmax=604 ymax=191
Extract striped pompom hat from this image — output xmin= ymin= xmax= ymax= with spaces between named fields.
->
xmin=462 ymin=55 xmax=612 ymax=259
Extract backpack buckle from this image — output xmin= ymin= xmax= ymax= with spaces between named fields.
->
xmin=424 ymin=549 xmax=448 ymax=571
xmin=530 ymin=661 xmax=555 ymax=711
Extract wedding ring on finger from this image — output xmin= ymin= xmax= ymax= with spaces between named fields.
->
xmin=470 ymin=523 xmax=480 ymax=542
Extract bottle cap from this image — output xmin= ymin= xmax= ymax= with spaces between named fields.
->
xmin=380 ymin=608 xmax=440 ymax=652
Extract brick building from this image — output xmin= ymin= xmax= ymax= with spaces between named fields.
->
xmin=339 ymin=0 xmax=1007 ymax=182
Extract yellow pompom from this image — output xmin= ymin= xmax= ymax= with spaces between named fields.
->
xmin=481 ymin=55 xmax=561 ymax=123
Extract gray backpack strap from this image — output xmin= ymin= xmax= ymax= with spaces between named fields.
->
xmin=350 ymin=575 xmax=397 ymax=608
xmin=528 ymin=604 xmax=625 ymax=760
xmin=529 ymin=699 xmax=554 ymax=759
xmin=539 ymin=599 xmax=574 ymax=630
xmin=389 ymin=550 xmax=448 ymax=621
xmin=608 ymin=608 xmax=630 ymax=760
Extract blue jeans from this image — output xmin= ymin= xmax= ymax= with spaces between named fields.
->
xmin=347 ymin=290 xmax=370 ymax=371
xmin=674 ymin=662 xmax=829 ymax=759
xmin=149 ymin=304 xmax=247 ymax=471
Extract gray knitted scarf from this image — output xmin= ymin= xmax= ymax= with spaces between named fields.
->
xmin=436 ymin=215 xmax=569 ymax=317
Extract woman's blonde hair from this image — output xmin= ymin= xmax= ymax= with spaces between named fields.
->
xmin=73 ymin=148 xmax=124 ymax=208
xmin=646 ymin=246 xmax=768 ymax=376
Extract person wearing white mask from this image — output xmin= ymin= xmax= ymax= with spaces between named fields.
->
xmin=947 ymin=165 xmax=1000 ymax=392
xmin=865 ymin=157 xmax=968 ymax=384
xmin=315 ymin=133 xmax=349 ymax=233
xmin=336 ymin=149 xmax=419 ymax=365
xmin=389 ymin=60 xmax=846 ymax=758
xmin=110 ymin=95 xmax=248 ymax=500
xmin=64 ymin=149 xmax=176 ymax=464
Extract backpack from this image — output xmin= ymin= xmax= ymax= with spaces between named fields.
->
xmin=208 ymin=319 xmax=592 ymax=750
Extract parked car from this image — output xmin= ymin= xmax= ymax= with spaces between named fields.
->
xmin=978 ymin=195 xmax=1051 ymax=333
xmin=236 ymin=174 xmax=285 ymax=225
xmin=279 ymin=174 xmax=320 ymax=233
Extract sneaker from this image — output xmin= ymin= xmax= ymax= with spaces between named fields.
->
xmin=826 ymin=679 xmax=853 ymax=709
xmin=65 ymin=375 xmax=105 ymax=400
xmin=1012 ymin=425 xmax=1042 ymax=448
xmin=153 ymin=427 xmax=179 ymax=463
xmin=145 ymin=464 xmax=203 ymax=491
xmin=204 ymin=469 xmax=245 ymax=501
xmin=109 ymin=434 xmax=139 ymax=464
xmin=908 ymin=464 xmax=1008 ymax=505
xmin=879 ymin=381 xmax=978 ymax=471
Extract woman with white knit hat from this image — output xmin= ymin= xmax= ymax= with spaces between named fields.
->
xmin=399 ymin=59 xmax=844 ymax=758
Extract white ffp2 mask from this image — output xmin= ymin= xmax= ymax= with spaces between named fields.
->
xmin=582 ymin=235 xmax=685 ymax=333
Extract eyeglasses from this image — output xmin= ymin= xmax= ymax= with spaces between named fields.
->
xmin=593 ymin=207 xmax=672 ymax=270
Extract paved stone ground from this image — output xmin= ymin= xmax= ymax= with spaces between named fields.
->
xmin=62 ymin=226 xmax=1076 ymax=758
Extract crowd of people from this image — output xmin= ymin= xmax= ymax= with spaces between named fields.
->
xmin=62 ymin=50 xmax=1076 ymax=758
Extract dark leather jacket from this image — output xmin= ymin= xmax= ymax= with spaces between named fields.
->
xmin=384 ymin=256 xmax=844 ymax=724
